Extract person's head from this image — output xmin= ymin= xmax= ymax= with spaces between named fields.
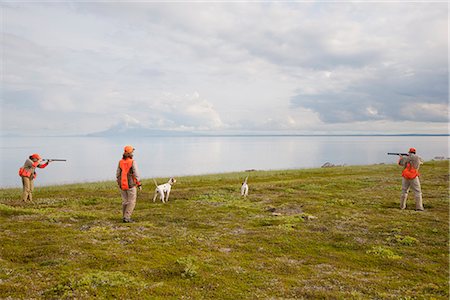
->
xmin=123 ymin=145 xmax=135 ymax=159
xmin=29 ymin=153 xmax=41 ymax=162
xmin=408 ymin=147 xmax=416 ymax=154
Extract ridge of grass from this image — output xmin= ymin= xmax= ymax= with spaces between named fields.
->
xmin=0 ymin=161 xmax=448 ymax=299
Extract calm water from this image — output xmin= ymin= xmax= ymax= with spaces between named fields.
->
xmin=0 ymin=135 xmax=448 ymax=188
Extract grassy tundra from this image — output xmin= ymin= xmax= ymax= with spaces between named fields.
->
xmin=0 ymin=161 xmax=448 ymax=299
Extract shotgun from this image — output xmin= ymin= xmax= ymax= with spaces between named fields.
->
xmin=43 ymin=159 xmax=67 ymax=162
xmin=387 ymin=153 xmax=409 ymax=156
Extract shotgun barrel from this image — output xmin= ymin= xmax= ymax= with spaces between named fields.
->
xmin=43 ymin=159 xmax=67 ymax=161
xmin=387 ymin=153 xmax=409 ymax=156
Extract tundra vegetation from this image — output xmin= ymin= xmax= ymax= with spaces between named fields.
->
xmin=0 ymin=161 xmax=448 ymax=299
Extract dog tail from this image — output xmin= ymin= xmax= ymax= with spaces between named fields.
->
xmin=243 ymin=176 xmax=248 ymax=185
xmin=153 ymin=178 xmax=158 ymax=187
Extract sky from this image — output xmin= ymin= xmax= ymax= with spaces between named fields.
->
xmin=1 ymin=1 xmax=448 ymax=136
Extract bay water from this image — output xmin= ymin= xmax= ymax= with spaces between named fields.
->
xmin=0 ymin=135 xmax=448 ymax=188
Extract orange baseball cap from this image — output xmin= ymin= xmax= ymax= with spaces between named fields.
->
xmin=31 ymin=153 xmax=41 ymax=160
xmin=409 ymin=147 xmax=416 ymax=153
xmin=124 ymin=145 xmax=135 ymax=153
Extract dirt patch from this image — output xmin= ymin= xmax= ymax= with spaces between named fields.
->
xmin=266 ymin=204 xmax=303 ymax=216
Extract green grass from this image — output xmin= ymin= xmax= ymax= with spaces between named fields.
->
xmin=0 ymin=161 xmax=448 ymax=299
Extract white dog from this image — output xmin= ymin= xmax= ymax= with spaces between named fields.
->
xmin=153 ymin=178 xmax=176 ymax=203
xmin=241 ymin=176 xmax=249 ymax=197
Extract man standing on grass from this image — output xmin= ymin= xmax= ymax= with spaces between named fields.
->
xmin=398 ymin=147 xmax=424 ymax=211
xmin=116 ymin=145 xmax=141 ymax=223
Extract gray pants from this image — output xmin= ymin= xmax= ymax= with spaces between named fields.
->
xmin=400 ymin=177 xmax=423 ymax=210
xmin=120 ymin=187 xmax=137 ymax=220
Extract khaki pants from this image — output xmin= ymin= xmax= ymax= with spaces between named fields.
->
xmin=120 ymin=187 xmax=137 ymax=220
xmin=400 ymin=177 xmax=423 ymax=210
xmin=22 ymin=177 xmax=34 ymax=202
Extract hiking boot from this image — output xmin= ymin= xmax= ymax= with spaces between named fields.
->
xmin=123 ymin=218 xmax=135 ymax=223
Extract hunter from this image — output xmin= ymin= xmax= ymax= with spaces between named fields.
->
xmin=19 ymin=154 xmax=52 ymax=202
xmin=398 ymin=147 xmax=424 ymax=211
xmin=116 ymin=145 xmax=142 ymax=223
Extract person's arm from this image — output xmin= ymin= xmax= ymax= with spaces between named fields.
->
xmin=412 ymin=155 xmax=423 ymax=169
xmin=116 ymin=162 xmax=122 ymax=184
xmin=132 ymin=160 xmax=141 ymax=187
xmin=37 ymin=160 xmax=49 ymax=168
xmin=398 ymin=156 xmax=407 ymax=167
xmin=419 ymin=156 xmax=424 ymax=165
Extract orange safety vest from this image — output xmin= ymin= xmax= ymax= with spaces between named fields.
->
xmin=119 ymin=158 xmax=139 ymax=190
xmin=19 ymin=167 xmax=35 ymax=178
xmin=402 ymin=162 xmax=419 ymax=179
xmin=18 ymin=161 xmax=43 ymax=179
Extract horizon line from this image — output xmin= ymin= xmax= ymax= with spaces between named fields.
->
xmin=2 ymin=133 xmax=449 ymax=138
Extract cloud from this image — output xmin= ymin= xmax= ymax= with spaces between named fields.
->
xmin=121 ymin=114 xmax=141 ymax=128
xmin=286 ymin=3 xmax=448 ymax=125
xmin=291 ymin=64 xmax=448 ymax=123
xmin=401 ymin=103 xmax=449 ymax=122
xmin=145 ymin=92 xmax=224 ymax=130
xmin=1 ymin=2 xmax=448 ymax=135
xmin=223 ymin=106 xmax=322 ymax=132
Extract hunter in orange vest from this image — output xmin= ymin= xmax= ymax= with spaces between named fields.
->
xmin=398 ymin=147 xmax=424 ymax=211
xmin=19 ymin=154 xmax=52 ymax=202
xmin=116 ymin=145 xmax=141 ymax=223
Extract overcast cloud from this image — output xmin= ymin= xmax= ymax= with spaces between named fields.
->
xmin=1 ymin=2 xmax=448 ymax=135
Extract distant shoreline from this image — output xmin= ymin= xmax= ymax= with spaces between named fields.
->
xmin=2 ymin=133 xmax=449 ymax=138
